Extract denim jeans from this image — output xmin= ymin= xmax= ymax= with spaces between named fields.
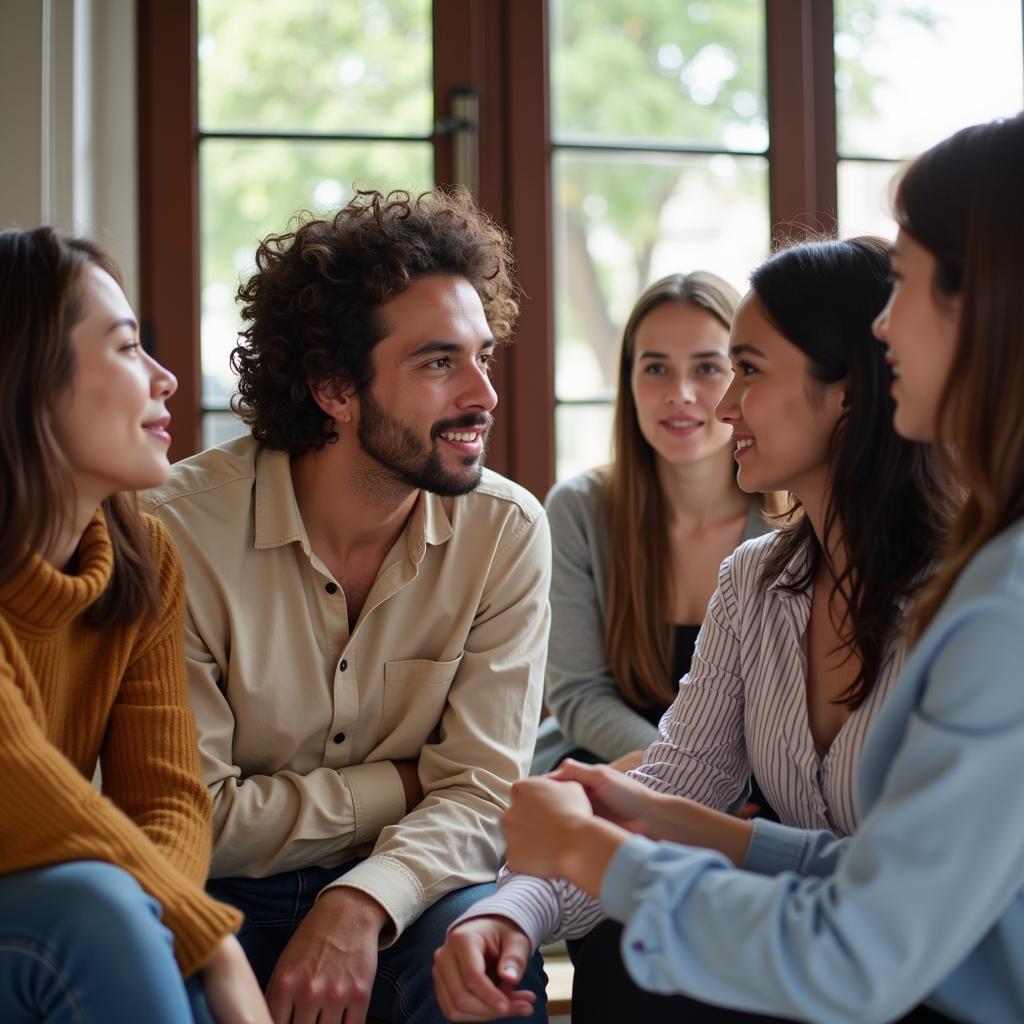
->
xmin=0 ymin=860 xmax=213 ymax=1024
xmin=208 ymin=864 xmax=548 ymax=1023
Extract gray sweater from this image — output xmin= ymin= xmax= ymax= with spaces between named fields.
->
xmin=532 ymin=468 xmax=769 ymax=773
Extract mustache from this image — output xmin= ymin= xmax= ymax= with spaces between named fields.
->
xmin=431 ymin=413 xmax=492 ymax=438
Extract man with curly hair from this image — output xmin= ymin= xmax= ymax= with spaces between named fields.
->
xmin=143 ymin=189 xmax=550 ymax=1024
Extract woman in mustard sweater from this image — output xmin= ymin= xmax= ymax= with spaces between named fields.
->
xmin=0 ymin=228 xmax=270 ymax=1023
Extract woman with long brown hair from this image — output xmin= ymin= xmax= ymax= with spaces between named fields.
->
xmin=494 ymin=115 xmax=1024 ymax=1023
xmin=0 ymin=227 xmax=269 ymax=1023
xmin=533 ymin=271 xmax=770 ymax=777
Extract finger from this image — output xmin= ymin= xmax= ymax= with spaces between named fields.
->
xmin=291 ymin=989 xmax=325 ymax=1024
xmin=265 ymin=976 xmax=295 ymax=1024
xmin=439 ymin=938 xmax=512 ymax=1015
xmin=342 ymin=983 xmax=370 ymax=1024
xmin=496 ymin=928 xmax=533 ymax=986
xmin=549 ymin=759 xmax=604 ymax=785
xmin=498 ymin=979 xmax=538 ymax=1018
xmin=433 ymin=956 xmax=506 ymax=1021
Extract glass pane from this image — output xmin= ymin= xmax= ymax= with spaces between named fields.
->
xmin=556 ymin=403 xmax=615 ymax=484
xmin=837 ymin=159 xmax=900 ymax=241
xmin=202 ymin=411 xmax=248 ymax=452
xmin=551 ymin=0 xmax=766 ymax=150
xmin=198 ymin=0 xmax=432 ymax=135
xmin=553 ymin=151 xmax=768 ymax=399
xmin=835 ymin=0 xmax=1023 ymax=160
xmin=199 ymin=139 xmax=433 ymax=406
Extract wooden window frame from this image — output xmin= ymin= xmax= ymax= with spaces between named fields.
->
xmin=137 ymin=0 xmax=838 ymax=499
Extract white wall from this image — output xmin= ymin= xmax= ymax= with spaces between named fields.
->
xmin=0 ymin=0 xmax=139 ymax=304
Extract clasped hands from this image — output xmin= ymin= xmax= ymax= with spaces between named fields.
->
xmin=501 ymin=759 xmax=664 ymax=895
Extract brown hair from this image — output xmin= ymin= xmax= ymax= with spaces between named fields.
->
xmin=752 ymin=237 xmax=951 ymax=708
xmin=0 ymin=226 xmax=160 ymax=628
xmin=895 ymin=115 xmax=1024 ymax=639
xmin=604 ymin=271 xmax=743 ymax=708
xmin=232 ymin=188 xmax=519 ymax=456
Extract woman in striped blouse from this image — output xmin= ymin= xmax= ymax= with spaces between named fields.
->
xmin=434 ymin=235 xmax=951 ymax=1023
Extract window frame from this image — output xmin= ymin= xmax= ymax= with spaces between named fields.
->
xmin=137 ymin=0 xmax=837 ymax=499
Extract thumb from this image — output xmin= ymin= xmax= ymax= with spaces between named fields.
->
xmin=497 ymin=929 xmax=531 ymax=984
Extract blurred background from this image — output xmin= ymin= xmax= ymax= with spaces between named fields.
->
xmin=2 ymin=0 xmax=1021 ymax=498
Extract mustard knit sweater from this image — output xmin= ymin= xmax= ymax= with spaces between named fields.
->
xmin=0 ymin=511 xmax=241 ymax=977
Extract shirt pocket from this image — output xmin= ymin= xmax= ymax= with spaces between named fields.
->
xmin=380 ymin=654 xmax=464 ymax=743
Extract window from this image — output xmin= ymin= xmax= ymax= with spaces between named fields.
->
xmin=836 ymin=0 xmax=1024 ymax=239
xmin=550 ymin=0 xmax=769 ymax=479
xmin=138 ymin=0 xmax=1024 ymax=497
xmin=197 ymin=0 xmax=435 ymax=448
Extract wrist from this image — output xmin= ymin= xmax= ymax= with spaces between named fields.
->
xmin=557 ymin=817 xmax=629 ymax=898
xmin=318 ymin=885 xmax=390 ymax=933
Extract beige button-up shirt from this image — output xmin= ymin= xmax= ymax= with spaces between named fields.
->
xmin=142 ymin=434 xmax=550 ymax=939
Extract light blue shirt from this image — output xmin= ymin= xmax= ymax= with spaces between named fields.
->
xmin=601 ymin=517 xmax=1024 ymax=1024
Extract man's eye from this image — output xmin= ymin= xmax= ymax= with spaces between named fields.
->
xmin=695 ymin=363 xmax=722 ymax=376
xmin=427 ymin=358 xmax=450 ymax=370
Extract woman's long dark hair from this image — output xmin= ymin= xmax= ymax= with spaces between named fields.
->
xmin=893 ymin=115 xmax=1024 ymax=641
xmin=0 ymin=226 xmax=160 ymax=628
xmin=755 ymin=236 xmax=953 ymax=708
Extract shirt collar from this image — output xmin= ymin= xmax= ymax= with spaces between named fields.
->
xmin=253 ymin=446 xmax=307 ymax=551
xmin=251 ymin=445 xmax=454 ymax=562
xmin=764 ymin=540 xmax=812 ymax=599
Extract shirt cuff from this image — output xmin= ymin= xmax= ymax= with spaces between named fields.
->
xmin=320 ymin=854 xmax=423 ymax=947
xmin=599 ymin=833 xmax=661 ymax=922
xmin=742 ymin=817 xmax=808 ymax=876
xmin=342 ymin=760 xmax=408 ymax=846
xmin=448 ymin=881 xmax=555 ymax=949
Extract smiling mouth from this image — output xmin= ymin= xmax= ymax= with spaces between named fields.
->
xmin=663 ymin=418 xmax=701 ymax=429
xmin=439 ymin=430 xmax=481 ymax=443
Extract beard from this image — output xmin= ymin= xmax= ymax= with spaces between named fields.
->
xmin=356 ymin=388 xmax=491 ymax=497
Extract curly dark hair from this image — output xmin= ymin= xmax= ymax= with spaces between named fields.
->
xmin=231 ymin=188 xmax=520 ymax=455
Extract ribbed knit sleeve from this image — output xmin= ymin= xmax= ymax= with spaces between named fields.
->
xmin=98 ymin=517 xmax=243 ymax=969
xmin=0 ymin=517 xmax=241 ymax=977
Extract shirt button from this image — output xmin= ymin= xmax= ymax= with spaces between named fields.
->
xmin=339 ymin=659 xmax=348 ymax=672
xmin=325 ymin=582 xmax=338 ymax=594
xmin=631 ymin=941 xmax=646 ymax=952
xmin=334 ymin=732 xmax=346 ymax=744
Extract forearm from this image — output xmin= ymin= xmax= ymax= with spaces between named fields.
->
xmin=641 ymin=792 xmax=754 ymax=866
xmin=556 ymin=818 xmax=630 ymax=899
xmin=209 ymin=760 xmax=407 ymax=877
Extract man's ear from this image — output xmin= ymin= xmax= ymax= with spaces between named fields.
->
xmin=309 ymin=376 xmax=358 ymax=425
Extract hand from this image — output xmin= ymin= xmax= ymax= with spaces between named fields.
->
xmin=504 ymin=776 xmax=628 ymax=896
xmin=549 ymin=759 xmax=661 ymax=836
xmin=203 ymin=934 xmax=273 ymax=1024
xmin=608 ymin=749 xmax=645 ymax=773
xmin=502 ymin=777 xmax=593 ymax=878
xmin=432 ymin=917 xmax=537 ymax=1021
xmin=394 ymin=758 xmax=424 ymax=812
xmin=553 ymin=760 xmax=755 ymax=865
xmin=265 ymin=887 xmax=388 ymax=1024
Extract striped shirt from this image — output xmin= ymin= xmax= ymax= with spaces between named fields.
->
xmin=459 ymin=531 xmax=908 ymax=947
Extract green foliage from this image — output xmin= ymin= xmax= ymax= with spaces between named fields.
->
xmin=198 ymin=0 xmax=434 ymax=399
xmin=196 ymin=0 xmax=929 ymax=405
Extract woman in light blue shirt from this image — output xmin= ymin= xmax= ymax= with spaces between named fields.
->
xmin=500 ymin=114 xmax=1024 ymax=1024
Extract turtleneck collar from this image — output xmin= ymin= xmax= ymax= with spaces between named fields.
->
xmin=0 ymin=510 xmax=114 ymax=633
